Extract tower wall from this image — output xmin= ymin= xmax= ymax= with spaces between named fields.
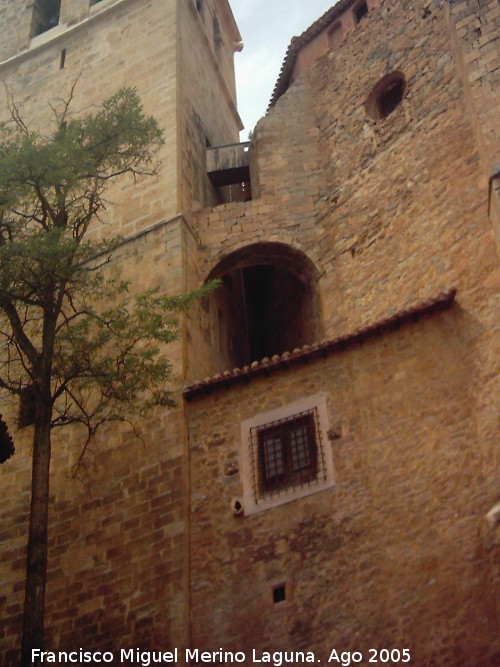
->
xmin=178 ymin=0 xmax=242 ymax=211
xmin=0 ymin=219 xmax=195 ymax=663
xmin=0 ymin=0 xmax=181 ymax=236
xmin=446 ymin=0 xmax=500 ymax=246
xmin=0 ymin=0 xmax=32 ymax=62
xmin=0 ymin=0 xmax=241 ymax=663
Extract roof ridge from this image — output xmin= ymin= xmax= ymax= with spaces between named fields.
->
xmin=268 ymin=0 xmax=354 ymax=109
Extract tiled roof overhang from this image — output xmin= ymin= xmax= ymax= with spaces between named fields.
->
xmin=183 ymin=287 xmax=457 ymax=401
xmin=269 ymin=0 xmax=353 ymax=109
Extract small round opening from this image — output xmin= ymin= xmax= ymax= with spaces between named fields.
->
xmin=365 ymin=71 xmax=406 ymax=121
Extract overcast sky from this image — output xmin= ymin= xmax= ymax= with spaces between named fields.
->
xmin=231 ymin=0 xmax=338 ymax=138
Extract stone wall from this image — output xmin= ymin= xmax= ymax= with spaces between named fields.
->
xmin=0 ymin=218 xmax=195 ymax=664
xmin=0 ymin=0 xmax=241 ymax=662
xmin=0 ymin=0 xmax=33 ymax=62
xmin=185 ymin=1 xmax=500 ymax=665
xmin=291 ymin=0 xmax=382 ymax=84
xmin=187 ymin=308 xmax=498 ymax=666
xmin=446 ymin=0 xmax=500 ymax=246
xmin=178 ymin=0 xmax=242 ymax=211
xmin=0 ymin=0 xmax=180 ymax=239
xmin=0 ymin=0 xmax=498 ymax=664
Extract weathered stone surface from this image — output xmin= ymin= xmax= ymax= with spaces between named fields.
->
xmin=185 ymin=1 xmax=500 ymax=665
xmin=0 ymin=1 xmax=498 ymax=666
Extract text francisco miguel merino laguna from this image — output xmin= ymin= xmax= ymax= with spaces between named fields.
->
xmin=31 ymin=648 xmax=320 ymax=665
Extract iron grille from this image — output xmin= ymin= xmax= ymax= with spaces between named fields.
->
xmin=249 ymin=407 xmax=327 ymax=503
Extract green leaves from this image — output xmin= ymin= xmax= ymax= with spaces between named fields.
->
xmin=77 ymin=87 xmax=164 ymax=176
xmin=0 ymin=87 xmax=163 ymax=238
xmin=50 ymin=280 xmax=217 ymax=434
xmin=0 ymin=85 xmax=212 ymax=454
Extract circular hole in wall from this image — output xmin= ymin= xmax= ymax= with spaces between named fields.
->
xmin=365 ymin=71 xmax=406 ymax=120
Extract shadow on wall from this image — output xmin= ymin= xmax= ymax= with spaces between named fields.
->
xmin=204 ymin=242 xmax=323 ymax=372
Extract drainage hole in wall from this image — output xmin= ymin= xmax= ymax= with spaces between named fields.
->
xmin=273 ymin=584 xmax=286 ymax=604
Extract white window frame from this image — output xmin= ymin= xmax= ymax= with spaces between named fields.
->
xmin=240 ymin=393 xmax=334 ymax=516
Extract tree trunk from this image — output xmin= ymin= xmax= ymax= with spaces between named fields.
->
xmin=21 ymin=409 xmax=52 ymax=667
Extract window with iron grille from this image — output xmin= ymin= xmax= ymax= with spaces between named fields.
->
xmin=241 ymin=395 xmax=334 ymax=515
xmin=249 ymin=408 xmax=327 ymax=502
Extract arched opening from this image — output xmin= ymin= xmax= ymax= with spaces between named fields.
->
xmin=365 ymin=71 xmax=406 ymax=121
xmin=205 ymin=243 xmax=321 ymax=370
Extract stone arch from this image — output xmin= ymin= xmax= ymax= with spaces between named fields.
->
xmin=205 ymin=242 xmax=322 ymax=370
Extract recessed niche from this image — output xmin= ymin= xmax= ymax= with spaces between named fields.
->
xmin=328 ymin=22 xmax=343 ymax=49
xmin=354 ymin=1 xmax=369 ymax=24
xmin=273 ymin=584 xmax=286 ymax=604
xmin=31 ymin=0 xmax=61 ymax=37
xmin=205 ymin=242 xmax=321 ymax=371
xmin=365 ymin=71 xmax=406 ymax=121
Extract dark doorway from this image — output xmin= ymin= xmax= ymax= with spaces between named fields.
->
xmin=205 ymin=243 xmax=321 ymax=371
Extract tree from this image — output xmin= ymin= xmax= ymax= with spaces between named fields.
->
xmin=0 ymin=86 xmax=209 ymax=666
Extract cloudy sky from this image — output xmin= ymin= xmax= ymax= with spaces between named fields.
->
xmin=231 ymin=0 xmax=338 ymax=138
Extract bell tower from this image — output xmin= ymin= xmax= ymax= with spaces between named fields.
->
xmin=0 ymin=0 xmax=243 ymax=221
xmin=0 ymin=0 xmax=244 ymax=660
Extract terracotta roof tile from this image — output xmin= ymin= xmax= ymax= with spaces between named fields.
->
xmin=269 ymin=0 xmax=354 ymax=109
xmin=183 ymin=287 xmax=457 ymax=401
